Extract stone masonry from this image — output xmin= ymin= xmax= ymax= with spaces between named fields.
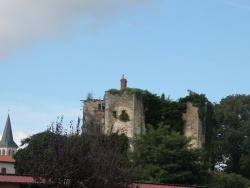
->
xmin=182 ymin=102 xmax=205 ymax=148
xmin=104 ymin=91 xmax=145 ymax=138
xmin=83 ymin=76 xmax=205 ymax=148
xmin=83 ymin=76 xmax=145 ymax=139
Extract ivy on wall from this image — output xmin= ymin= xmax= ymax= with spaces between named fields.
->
xmin=112 ymin=111 xmax=117 ymax=118
xmin=119 ymin=110 xmax=130 ymax=122
xmin=112 ymin=110 xmax=130 ymax=122
xmin=179 ymin=90 xmax=217 ymax=163
xmin=108 ymin=88 xmax=217 ymax=162
xmin=108 ymin=88 xmax=186 ymax=131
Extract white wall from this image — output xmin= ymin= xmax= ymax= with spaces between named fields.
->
xmin=0 ymin=162 xmax=15 ymax=174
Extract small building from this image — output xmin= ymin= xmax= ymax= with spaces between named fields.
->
xmin=0 ymin=114 xmax=18 ymax=174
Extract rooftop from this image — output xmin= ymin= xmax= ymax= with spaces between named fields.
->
xmin=0 ymin=155 xmax=15 ymax=163
xmin=0 ymin=115 xmax=18 ymax=148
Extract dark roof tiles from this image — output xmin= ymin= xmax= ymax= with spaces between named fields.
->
xmin=0 ymin=115 xmax=18 ymax=148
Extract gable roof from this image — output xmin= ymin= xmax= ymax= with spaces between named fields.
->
xmin=0 ymin=115 xmax=18 ymax=148
xmin=0 ymin=155 xmax=15 ymax=163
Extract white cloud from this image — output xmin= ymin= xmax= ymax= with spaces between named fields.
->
xmin=13 ymin=131 xmax=29 ymax=147
xmin=0 ymin=0 xmax=154 ymax=58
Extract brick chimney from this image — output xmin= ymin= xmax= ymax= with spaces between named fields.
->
xmin=120 ymin=75 xmax=127 ymax=89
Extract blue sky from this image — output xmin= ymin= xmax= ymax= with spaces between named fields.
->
xmin=0 ymin=0 xmax=250 ymax=145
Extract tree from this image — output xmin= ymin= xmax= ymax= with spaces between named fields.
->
xmin=14 ymin=117 xmax=136 ymax=188
xmin=205 ymin=172 xmax=250 ymax=188
xmin=213 ymin=94 xmax=250 ymax=178
xmin=132 ymin=123 xmax=207 ymax=185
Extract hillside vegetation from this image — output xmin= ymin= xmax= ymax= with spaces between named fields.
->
xmin=14 ymin=89 xmax=250 ymax=188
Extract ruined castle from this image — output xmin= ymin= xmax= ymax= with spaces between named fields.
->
xmin=83 ymin=76 xmax=205 ymax=148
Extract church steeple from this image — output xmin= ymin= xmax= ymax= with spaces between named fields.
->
xmin=0 ymin=114 xmax=18 ymax=148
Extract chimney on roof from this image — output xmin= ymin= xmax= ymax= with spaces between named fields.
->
xmin=120 ymin=75 xmax=127 ymax=89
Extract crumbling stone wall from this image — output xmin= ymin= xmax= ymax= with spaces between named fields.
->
xmin=83 ymin=100 xmax=105 ymax=134
xmin=104 ymin=91 xmax=145 ymax=138
xmin=182 ymin=102 xmax=205 ymax=148
xmin=83 ymin=94 xmax=205 ymax=148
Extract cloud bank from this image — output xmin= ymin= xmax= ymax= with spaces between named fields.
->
xmin=0 ymin=0 xmax=153 ymax=58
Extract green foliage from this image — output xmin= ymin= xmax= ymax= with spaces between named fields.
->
xmin=108 ymin=88 xmax=150 ymax=99
xmin=179 ymin=90 xmax=217 ymax=163
xmin=14 ymin=121 xmax=136 ymax=188
xmin=119 ymin=110 xmax=130 ymax=122
xmin=108 ymin=88 xmax=187 ymax=132
xmin=112 ymin=110 xmax=130 ymax=122
xmin=112 ymin=110 xmax=117 ymax=118
xmin=132 ymin=123 xmax=207 ymax=185
xmin=213 ymin=94 xmax=250 ymax=178
xmin=86 ymin=91 xmax=94 ymax=100
xmin=179 ymin=90 xmax=208 ymax=119
xmin=204 ymin=172 xmax=250 ymax=188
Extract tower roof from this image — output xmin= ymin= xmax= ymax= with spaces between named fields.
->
xmin=0 ymin=115 xmax=18 ymax=148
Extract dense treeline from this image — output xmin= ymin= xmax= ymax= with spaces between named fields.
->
xmin=14 ymin=89 xmax=250 ymax=187
xmin=14 ymin=117 xmax=136 ymax=188
xmin=213 ymin=95 xmax=250 ymax=178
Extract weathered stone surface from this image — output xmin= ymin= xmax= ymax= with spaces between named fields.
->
xmin=83 ymin=92 xmax=145 ymax=139
xmin=83 ymin=94 xmax=205 ymax=148
xmin=104 ymin=92 xmax=145 ymax=138
xmin=182 ymin=102 xmax=205 ymax=148
xmin=83 ymin=100 xmax=105 ymax=134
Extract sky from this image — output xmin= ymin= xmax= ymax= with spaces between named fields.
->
xmin=0 ymin=0 xmax=250 ymax=146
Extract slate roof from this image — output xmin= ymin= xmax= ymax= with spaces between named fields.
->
xmin=0 ymin=115 xmax=18 ymax=148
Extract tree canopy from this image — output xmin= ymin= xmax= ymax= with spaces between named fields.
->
xmin=14 ymin=118 xmax=135 ymax=188
xmin=213 ymin=94 xmax=250 ymax=178
xmin=14 ymin=90 xmax=250 ymax=187
xmin=132 ymin=123 xmax=207 ymax=185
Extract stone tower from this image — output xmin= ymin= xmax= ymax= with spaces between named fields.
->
xmin=0 ymin=115 xmax=18 ymax=156
xmin=104 ymin=75 xmax=145 ymax=138
xmin=104 ymin=91 xmax=145 ymax=138
xmin=82 ymin=75 xmax=145 ymax=138
xmin=83 ymin=99 xmax=105 ymax=134
xmin=182 ymin=102 xmax=205 ymax=148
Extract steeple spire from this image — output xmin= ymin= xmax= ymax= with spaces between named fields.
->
xmin=0 ymin=114 xmax=18 ymax=148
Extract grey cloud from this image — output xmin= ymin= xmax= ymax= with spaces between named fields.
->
xmin=0 ymin=0 xmax=154 ymax=58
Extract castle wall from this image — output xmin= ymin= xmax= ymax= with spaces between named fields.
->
xmin=83 ymin=100 xmax=105 ymax=134
xmin=82 ymin=86 xmax=205 ymax=148
xmin=133 ymin=95 xmax=145 ymax=135
xmin=182 ymin=102 xmax=204 ymax=148
xmin=104 ymin=92 xmax=145 ymax=138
